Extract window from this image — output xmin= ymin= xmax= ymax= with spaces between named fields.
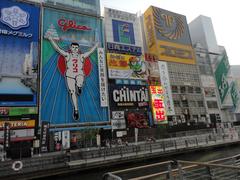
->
xmin=195 ymin=87 xmax=201 ymax=94
xmin=189 ymin=101 xmax=196 ymax=107
xmin=188 ymin=87 xmax=194 ymax=93
xmin=182 ymin=100 xmax=189 ymax=107
xmin=172 ymin=86 xmax=178 ymax=93
xmin=204 ymin=88 xmax=216 ymax=97
xmin=207 ymin=101 xmax=218 ymax=109
xmin=198 ymin=101 xmax=204 ymax=107
xmin=174 ymin=100 xmax=181 ymax=107
xmin=180 ymin=86 xmax=186 ymax=93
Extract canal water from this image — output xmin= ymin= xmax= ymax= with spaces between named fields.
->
xmin=39 ymin=144 xmax=240 ymax=180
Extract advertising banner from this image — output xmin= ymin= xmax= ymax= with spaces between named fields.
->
xmin=109 ymin=84 xmax=149 ymax=108
xmin=0 ymin=120 xmax=35 ymax=129
xmin=230 ymin=81 xmax=239 ymax=109
xmin=0 ymin=0 xmax=40 ymax=106
xmin=112 ymin=20 xmax=135 ymax=44
xmin=111 ymin=111 xmax=126 ymax=130
xmin=40 ymin=121 xmax=50 ymax=152
xmin=0 ymin=129 xmax=34 ymax=142
xmin=62 ymin=130 xmax=70 ymax=149
xmin=214 ymin=55 xmax=230 ymax=103
xmin=143 ymin=6 xmax=195 ymax=64
xmin=158 ymin=61 xmax=175 ymax=115
xmin=41 ymin=8 xmax=108 ymax=124
xmin=3 ymin=123 xmax=10 ymax=150
xmin=107 ymin=53 xmax=147 ymax=80
xmin=126 ymin=110 xmax=149 ymax=128
xmin=149 ymin=86 xmax=167 ymax=124
xmin=0 ymin=107 xmax=37 ymax=116
xmin=107 ymin=42 xmax=142 ymax=56
xmin=98 ymin=48 xmax=108 ymax=107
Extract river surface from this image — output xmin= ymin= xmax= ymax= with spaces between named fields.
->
xmin=39 ymin=144 xmax=240 ymax=180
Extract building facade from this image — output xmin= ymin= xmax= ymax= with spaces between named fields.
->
xmin=189 ymin=15 xmax=238 ymax=131
xmin=143 ymin=6 xmax=208 ymax=132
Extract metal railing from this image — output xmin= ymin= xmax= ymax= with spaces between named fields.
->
xmin=104 ymin=154 xmax=240 ymax=180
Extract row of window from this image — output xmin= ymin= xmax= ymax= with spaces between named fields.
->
xmin=172 ymin=86 xmax=201 ymax=94
xmin=174 ymin=100 xmax=219 ymax=109
xmin=173 ymin=100 xmax=204 ymax=108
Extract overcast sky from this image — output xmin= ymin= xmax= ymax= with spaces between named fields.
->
xmin=101 ymin=0 xmax=239 ymax=65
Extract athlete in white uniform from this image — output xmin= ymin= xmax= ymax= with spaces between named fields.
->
xmin=48 ymin=37 xmax=98 ymax=120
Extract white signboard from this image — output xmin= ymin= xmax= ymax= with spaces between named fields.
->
xmin=98 ymin=48 xmax=108 ymax=107
xmin=62 ymin=130 xmax=70 ymax=149
xmin=158 ymin=61 xmax=175 ymax=115
xmin=0 ymin=129 xmax=34 ymax=140
xmin=111 ymin=119 xmax=126 ymax=130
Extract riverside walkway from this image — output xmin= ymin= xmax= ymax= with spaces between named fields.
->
xmin=0 ymin=132 xmax=240 ymax=180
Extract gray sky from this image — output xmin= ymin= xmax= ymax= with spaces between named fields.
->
xmin=101 ymin=0 xmax=239 ymax=65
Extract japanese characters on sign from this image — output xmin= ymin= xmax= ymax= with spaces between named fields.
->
xmin=149 ymin=86 xmax=167 ymax=124
xmin=98 ymin=48 xmax=108 ymax=107
xmin=158 ymin=61 xmax=175 ymax=116
xmin=107 ymin=42 xmax=142 ymax=56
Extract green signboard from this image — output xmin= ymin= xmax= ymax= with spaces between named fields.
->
xmin=9 ymin=107 xmax=37 ymax=116
xmin=230 ymin=82 xmax=239 ymax=108
xmin=214 ymin=55 xmax=230 ymax=103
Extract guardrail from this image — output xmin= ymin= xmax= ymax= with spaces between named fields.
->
xmin=72 ymin=133 xmax=238 ymax=163
xmin=103 ymin=154 xmax=240 ymax=180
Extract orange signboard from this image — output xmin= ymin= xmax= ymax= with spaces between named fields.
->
xmin=0 ymin=120 xmax=35 ymax=129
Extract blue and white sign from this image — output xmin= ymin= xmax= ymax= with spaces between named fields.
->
xmin=107 ymin=42 xmax=142 ymax=56
xmin=0 ymin=0 xmax=40 ymax=106
xmin=0 ymin=6 xmax=29 ymax=30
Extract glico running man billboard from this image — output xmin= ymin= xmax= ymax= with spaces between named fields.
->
xmin=0 ymin=0 xmax=40 ymax=106
xmin=144 ymin=6 xmax=196 ymax=65
xmin=41 ymin=8 xmax=108 ymax=125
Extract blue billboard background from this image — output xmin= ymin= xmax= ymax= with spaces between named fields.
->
xmin=41 ymin=8 xmax=108 ymax=125
xmin=112 ymin=20 xmax=135 ymax=45
xmin=0 ymin=0 xmax=39 ymax=106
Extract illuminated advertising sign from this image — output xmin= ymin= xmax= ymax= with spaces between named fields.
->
xmin=107 ymin=53 xmax=148 ymax=80
xmin=112 ymin=20 xmax=135 ymax=44
xmin=158 ymin=61 xmax=175 ymax=115
xmin=149 ymin=86 xmax=167 ymax=124
xmin=144 ymin=6 xmax=196 ymax=64
xmin=0 ymin=107 xmax=37 ymax=116
xmin=41 ymin=8 xmax=108 ymax=125
xmin=109 ymin=84 xmax=149 ymax=108
xmin=126 ymin=110 xmax=149 ymax=128
xmin=0 ymin=120 xmax=35 ymax=129
xmin=214 ymin=55 xmax=230 ymax=103
xmin=0 ymin=0 xmax=40 ymax=106
xmin=107 ymin=42 xmax=142 ymax=56
xmin=0 ymin=129 xmax=34 ymax=142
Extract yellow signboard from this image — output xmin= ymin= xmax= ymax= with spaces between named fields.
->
xmin=143 ymin=6 xmax=196 ymax=65
xmin=107 ymin=53 xmax=148 ymax=80
xmin=0 ymin=120 xmax=35 ymax=129
xmin=107 ymin=53 xmax=134 ymax=70
xmin=157 ymin=40 xmax=196 ymax=64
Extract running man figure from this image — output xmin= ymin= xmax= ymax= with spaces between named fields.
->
xmin=48 ymin=36 xmax=98 ymax=120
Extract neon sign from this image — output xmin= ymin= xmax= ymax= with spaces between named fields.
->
xmin=58 ymin=18 xmax=92 ymax=32
xmin=150 ymin=86 xmax=167 ymax=123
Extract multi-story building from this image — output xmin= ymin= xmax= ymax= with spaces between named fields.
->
xmin=104 ymin=7 xmax=151 ymax=139
xmin=142 ymin=6 xmax=208 ymax=133
xmin=189 ymin=15 xmax=237 ymax=130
